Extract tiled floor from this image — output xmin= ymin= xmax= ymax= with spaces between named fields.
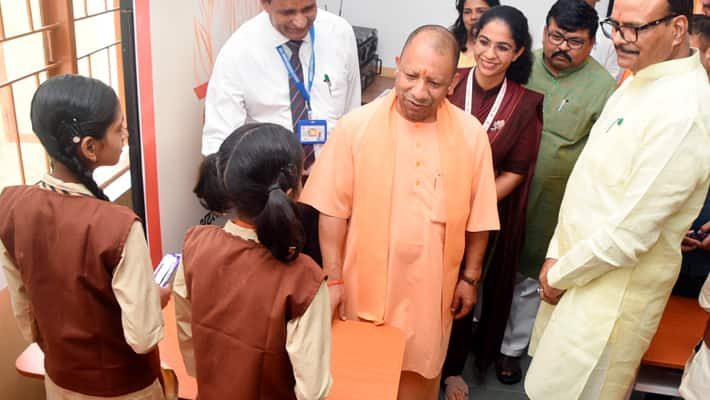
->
xmin=438 ymin=353 xmax=681 ymax=399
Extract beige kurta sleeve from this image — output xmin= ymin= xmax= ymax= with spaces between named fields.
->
xmin=172 ymin=259 xmax=196 ymax=377
xmin=1 ymin=240 xmax=36 ymax=342
xmin=548 ymin=118 xmax=709 ymax=290
xmin=111 ymin=221 xmax=164 ymax=354
xmin=700 ymin=273 xmax=710 ymax=313
xmin=285 ymin=282 xmax=332 ymax=400
xmin=465 ymin=131 xmax=500 ymax=232
xmin=300 ymin=119 xmax=354 ymax=219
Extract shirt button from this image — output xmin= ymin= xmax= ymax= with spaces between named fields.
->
xmin=415 ymin=180 xmax=421 ymax=186
xmin=416 ymin=161 xmax=421 ymax=167
xmin=416 ymin=142 xmax=421 ymax=148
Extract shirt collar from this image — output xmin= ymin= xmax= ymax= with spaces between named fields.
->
xmin=260 ymin=10 xmax=317 ymax=49
xmin=42 ymin=173 xmax=94 ymax=197
xmin=633 ymin=48 xmax=700 ymax=81
xmin=224 ymin=220 xmax=260 ymax=243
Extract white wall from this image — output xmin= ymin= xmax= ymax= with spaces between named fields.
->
xmin=319 ymin=0 xmax=609 ymax=68
xmin=143 ymin=1 xmax=261 ymax=254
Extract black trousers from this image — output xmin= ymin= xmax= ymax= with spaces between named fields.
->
xmin=441 ymin=308 xmax=475 ymax=379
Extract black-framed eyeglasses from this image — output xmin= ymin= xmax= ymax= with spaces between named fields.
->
xmin=546 ymin=30 xmax=587 ymax=49
xmin=600 ymin=14 xmax=678 ymax=43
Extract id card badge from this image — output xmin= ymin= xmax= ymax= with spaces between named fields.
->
xmin=297 ymin=119 xmax=328 ymax=144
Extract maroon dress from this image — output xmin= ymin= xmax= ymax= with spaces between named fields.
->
xmin=443 ymin=67 xmax=543 ymax=376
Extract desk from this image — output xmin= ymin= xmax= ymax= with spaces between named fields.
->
xmin=642 ymin=295 xmax=706 ymax=369
xmin=632 ymin=295 xmax=707 ymax=397
xmin=16 ymin=301 xmax=405 ymax=399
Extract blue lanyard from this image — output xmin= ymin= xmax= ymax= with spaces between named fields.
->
xmin=276 ymin=25 xmax=316 ymax=112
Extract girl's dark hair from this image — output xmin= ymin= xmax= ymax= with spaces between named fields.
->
xmin=194 ymin=123 xmax=305 ymax=262
xmin=451 ymin=0 xmax=501 ymax=52
xmin=30 ymin=75 xmax=119 ymax=200
xmin=476 ymin=6 xmax=534 ymax=85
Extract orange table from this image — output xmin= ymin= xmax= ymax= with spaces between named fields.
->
xmin=642 ymin=295 xmax=707 ymax=369
xmin=16 ymin=301 xmax=406 ymax=399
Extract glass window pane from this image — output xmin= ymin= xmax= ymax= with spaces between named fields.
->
xmin=1 ymin=32 xmax=46 ymax=81
xmin=90 ymin=49 xmax=110 ymax=86
xmin=73 ymin=0 xmax=86 ymax=19
xmin=0 ymin=0 xmax=32 ymax=38
xmin=86 ymin=0 xmax=107 ymax=15
xmin=0 ymin=86 xmax=24 ymax=189
xmin=19 ymin=138 xmax=48 ymax=185
xmin=13 ymin=77 xmax=34 ymax=136
xmin=30 ymin=0 xmax=41 ymax=30
xmin=109 ymin=45 xmax=120 ymax=93
xmin=77 ymin=57 xmax=90 ymax=77
xmin=74 ymin=12 xmax=117 ymax=58
xmin=13 ymin=77 xmax=47 ymax=185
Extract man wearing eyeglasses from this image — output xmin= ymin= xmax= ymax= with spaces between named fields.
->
xmin=496 ymin=0 xmax=616 ymax=385
xmin=525 ymin=0 xmax=710 ymax=398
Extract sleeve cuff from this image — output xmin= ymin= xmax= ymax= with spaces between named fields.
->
xmin=546 ymin=260 xmax=569 ymax=290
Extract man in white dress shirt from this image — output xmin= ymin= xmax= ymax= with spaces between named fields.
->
xmin=586 ymin=0 xmax=622 ymax=79
xmin=201 ymin=0 xmax=361 ymax=265
xmin=202 ymin=0 xmax=361 ymax=157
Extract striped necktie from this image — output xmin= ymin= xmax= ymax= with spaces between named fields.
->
xmin=285 ymin=40 xmax=316 ymax=170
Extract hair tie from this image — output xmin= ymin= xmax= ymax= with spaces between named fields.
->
xmin=267 ymin=183 xmax=282 ymax=194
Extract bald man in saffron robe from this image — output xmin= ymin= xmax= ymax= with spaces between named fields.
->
xmin=300 ymin=25 xmax=499 ymax=399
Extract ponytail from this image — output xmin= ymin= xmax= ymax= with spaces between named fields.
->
xmin=255 ymin=172 xmax=305 ymax=262
xmin=211 ymin=123 xmax=305 ymax=263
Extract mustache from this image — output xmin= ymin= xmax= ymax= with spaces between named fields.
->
xmin=551 ymin=50 xmax=572 ymax=62
xmin=615 ymin=45 xmax=640 ymax=55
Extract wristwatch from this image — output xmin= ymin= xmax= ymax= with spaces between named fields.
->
xmin=459 ymin=274 xmax=480 ymax=287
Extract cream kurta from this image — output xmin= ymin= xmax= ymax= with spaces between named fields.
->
xmin=301 ymin=106 xmax=499 ymax=378
xmin=526 ymin=51 xmax=710 ymax=400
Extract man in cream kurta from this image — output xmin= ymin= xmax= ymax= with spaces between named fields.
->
xmin=525 ymin=1 xmax=710 ymax=399
xmin=301 ymin=26 xmax=499 ymax=399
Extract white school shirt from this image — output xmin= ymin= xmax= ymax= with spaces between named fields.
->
xmin=202 ymin=9 xmax=361 ymax=156
xmin=591 ymin=28 xmax=622 ymax=81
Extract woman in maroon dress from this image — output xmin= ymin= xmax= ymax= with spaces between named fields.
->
xmin=442 ymin=5 xmax=543 ymax=399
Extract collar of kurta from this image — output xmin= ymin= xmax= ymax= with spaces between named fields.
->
xmin=633 ymin=48 xmax=700 ymax=81
xmin=352 ymin=91 xmax=473 ymax=323
xmin=259 ymin=10 xmax=316 ymax=49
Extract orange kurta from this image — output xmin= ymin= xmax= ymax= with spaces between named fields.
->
xmin=301 ymin=94 xmax=499 ymax=378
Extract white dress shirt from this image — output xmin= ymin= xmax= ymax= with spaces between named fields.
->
xmin=202 ymin=9 xmax=361 ymax=156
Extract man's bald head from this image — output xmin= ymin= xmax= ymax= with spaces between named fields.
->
xmin=400 ymin=25 xmax=460 ymax=75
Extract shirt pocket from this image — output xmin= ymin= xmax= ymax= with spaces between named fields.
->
xmin=321 ymin=66 xmax=350 ymax=119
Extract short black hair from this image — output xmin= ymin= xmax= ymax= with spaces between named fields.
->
xmin=690 ymin=14 xmax=710 ymax=47
xmin=546 ymin=0 xmax=599 ymax=40
xmin=477 ymin=6 xmax=534 ymax=85
xmin=451 ymin=0 xmax=501 ymax=52
xmin=668 ymin=0 xmax=694 ymax=31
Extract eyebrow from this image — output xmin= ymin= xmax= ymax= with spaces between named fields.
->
xmin=479 ymin=34 xmax=514 ymax=47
